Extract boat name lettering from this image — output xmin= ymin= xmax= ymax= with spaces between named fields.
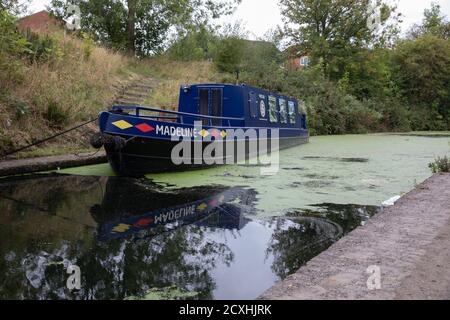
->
xmin=156 ymin=125 xmax=197 ymax=137
xmin=154 ymin=204 xmax=197 ymax=224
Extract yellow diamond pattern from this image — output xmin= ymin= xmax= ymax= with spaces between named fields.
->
xmin=220 ymin=130 xmax=227 ymax=138
xmin=112 ymin=120 xmax=133 ymax=130
xmin=199 ymin=129 xmax=210 ymax=137
xmin=112 ymin=223 xmax=131 ymax=233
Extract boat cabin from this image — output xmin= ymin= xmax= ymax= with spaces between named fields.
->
xmin=177 ymin=84 xmax=307 ymax=129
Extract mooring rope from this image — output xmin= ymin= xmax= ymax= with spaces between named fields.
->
xmin=73 ymin=148 xmax=102 ymax=158
xmin=1 ymin=117 xmax=99 ymax=159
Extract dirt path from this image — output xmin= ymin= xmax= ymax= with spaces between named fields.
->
xmin=394 ymin=213 xmax=450 ymax=299
xmin=259 ymin=173 xmax=450 ymax=300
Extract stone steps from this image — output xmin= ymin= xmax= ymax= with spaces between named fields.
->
xmin=123 ymin=91 xmax=150 ymax=98
xmin=112 ymin=76 xmax=158 ymax=107
xmin=120 ymin=93 xmax=148 ymax=102
xmin=114 ymin=99 xmax=143 ymax=106
xmin=132 ymin=83 xmax=156 ymax=90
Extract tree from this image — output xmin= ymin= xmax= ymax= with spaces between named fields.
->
xmin=167 ymin=24 xmax=218 ymax=61
xmin=126 ymin=0 xmax=136 ymax=53
xmin=49 ymin=0 xmax=240 ymax=56
xmin=407 ymin=2 xmax=450 ymax=40
xmin=239 ymin=40 xmax=283 ymax=90
xmin=0 ymin=9 xmax=28 ymax=88
xmin=279 ymin=0 xmax=400 ymax=79
xmin=392 ymin=35 xmax=450 ymax=130
xmin=213 ymin=36 xmax=245 ymax=74
xmin=0 ymin=0 xmax=28 ymax=15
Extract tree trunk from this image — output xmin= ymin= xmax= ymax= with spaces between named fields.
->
xmin=127 ymin=0 xmax=136 ymax=55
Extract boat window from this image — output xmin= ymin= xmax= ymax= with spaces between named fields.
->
xmin=249 ymin=92 xmax=258 ymax=118
xmin=279 ymin=98 xmax=287 ymax=124
xmin=211 ymin=88 xmax=222 ymax=126
xmin=288 ymin=101 xmax=296 ymax=124
xmin=199 ymin=89 xmax=209 ymax=125
xmin=259 ymin=94 xmax=266 ymax=119
xmin=268 ymin=95 xmax=277 ymax=123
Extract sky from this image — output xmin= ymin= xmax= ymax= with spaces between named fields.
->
xmin=29 ymin=0 xmax=450 ymax=39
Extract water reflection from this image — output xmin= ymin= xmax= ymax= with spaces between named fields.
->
xmin=267 ymin=217 xmax=343 ymax=279
xmin=0 ymin=174 xmax=379 ymax=299
xmin=90 ymin=177 xmax=254 ymax=242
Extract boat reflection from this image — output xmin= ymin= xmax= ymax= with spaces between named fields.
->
xmin=90 ymin=177 xmax=254 ymax=241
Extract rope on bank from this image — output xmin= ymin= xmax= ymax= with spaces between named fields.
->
xmin=73 ymin=148 xmax=102 ymax=158
xmin=1 ymin=117 xmax=99 ymax=159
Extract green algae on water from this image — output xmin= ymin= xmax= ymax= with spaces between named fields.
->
xmin=146 ymin=134 xmax=450 ymax=216
xmin=124 ymin=286 xmax=198 ymax=300
xmin=55 ymin=163 xmax=116 ymax=176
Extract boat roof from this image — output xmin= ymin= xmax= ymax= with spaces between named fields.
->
xmin=183 ymin=83 xmax=298 ymax=101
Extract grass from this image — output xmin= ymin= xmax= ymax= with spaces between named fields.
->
xmin=0 ymin=31 xmax=138 ymax=157
xmin=140 ymin=56 xmax=223 ymax=110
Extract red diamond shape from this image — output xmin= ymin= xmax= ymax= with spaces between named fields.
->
xmin=135 ymin=123 xmax=155 ymax=133
xmin=211 ymin=130 xmax=220 ymax=138
xmin=133 ymin=217 xmax=154 ymax=228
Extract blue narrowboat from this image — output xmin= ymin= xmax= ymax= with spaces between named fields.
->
xmin=92 ymin=83 xmax=309 ymax=176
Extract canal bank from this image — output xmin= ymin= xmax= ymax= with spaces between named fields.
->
xmin=0 ymin=152 xmax=107 ymax=177
xmin=260 ymin=173 xmax=450 ymax=300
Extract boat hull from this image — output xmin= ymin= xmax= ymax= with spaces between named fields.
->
xmin=97 ymin=110 xmax=309 ymax=176
xmin=104 ymin=135 xmax=309 ymax=176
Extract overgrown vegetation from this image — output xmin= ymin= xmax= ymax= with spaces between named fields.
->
xmin=429 ymin=156 xmax=450 ymax=173
xmin=0 ymin=10 xmax=131 ymax=154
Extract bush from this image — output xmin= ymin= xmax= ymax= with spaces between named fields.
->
xmin=168 ymin=27 xmax=217 ymax=61
xmin=429 ymin=156 xmax=450 ymax=173
xmin=0 ymin=10 xmax=27 ymax=88
xmin=376 ymin=98 xmax=411 ymax=132
xmin=10 ymin=98 xmax=29 ymax=119
xmin=409 ymin=103 xmax=448 ymax=131
xmin=342 ymin=96 xmax=382 ymax=134
xmin=0 ymin=128 xmax=13 ymax=153
xmin=392 ymin=35 xmax=450 ymax=130
xmin=24 ymin=32 xmax=57 ymax=62
xmin=44 ymin=99 xmax=68 ymax=127
xmin=81 ymin=34 xmax=95 ymax=60
xmin=280 ymin=67 xmax=382 ymax=135
xmin=213 ymin=36 xmax=245 ymax=73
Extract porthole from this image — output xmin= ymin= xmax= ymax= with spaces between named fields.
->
xmin=260 ymin=99 xmax=266 ymax=118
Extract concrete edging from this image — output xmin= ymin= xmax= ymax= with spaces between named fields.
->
xmin=0 ymin=152 xmax=107 ymax=177
xmin=259 ymin=173 xmax=450 ymax=300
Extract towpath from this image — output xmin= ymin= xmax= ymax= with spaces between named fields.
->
xmin=260 ymin=173 xmax=450 ymax=300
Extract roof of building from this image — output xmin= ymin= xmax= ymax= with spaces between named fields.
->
xmin=17 ymin=10 xmax=63 ymax=33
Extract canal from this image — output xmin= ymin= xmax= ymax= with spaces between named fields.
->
xmin=0 ymin=134 xmax=449 ymax=299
